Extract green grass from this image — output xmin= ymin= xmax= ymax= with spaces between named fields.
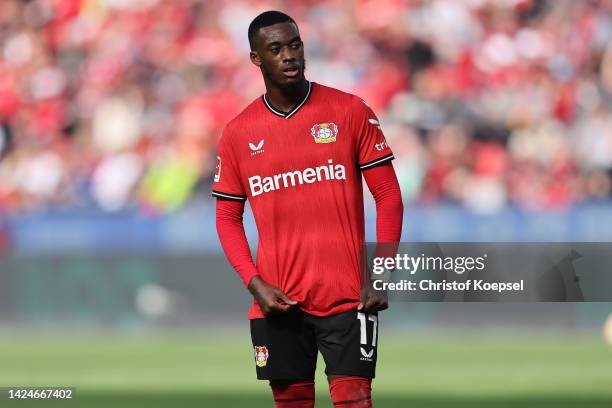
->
xmin=1 ymin=331 xmax=611 ymax=407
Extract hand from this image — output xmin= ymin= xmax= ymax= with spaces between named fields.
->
xmin=248 ymin=276 xmax=297 ymax=316
xmin=358 ymin=284 xmax=388 ymax=313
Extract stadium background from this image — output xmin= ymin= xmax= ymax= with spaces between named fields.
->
xmin=1 ymin=0 xmax=611 ymax=407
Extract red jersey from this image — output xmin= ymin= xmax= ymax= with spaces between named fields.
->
xmin=212 ymin=82 xmax=394 ymax=319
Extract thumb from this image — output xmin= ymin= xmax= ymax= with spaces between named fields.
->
xmin=278 ymin=291 xmax=297 ymax=305
xmin=357 ymin=302 xmax=364 ymax=311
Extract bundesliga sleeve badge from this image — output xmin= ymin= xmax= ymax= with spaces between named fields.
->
xmin=254 ymin=346 xmax=269 ymax=367
xmin=214 ymin=156 xmax=221 ymax=182
xmin=311 ymin=123 xmax=338 ymax=144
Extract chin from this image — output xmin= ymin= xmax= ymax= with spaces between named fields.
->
xmin=278 ymin=74 xmax=305 ymax=88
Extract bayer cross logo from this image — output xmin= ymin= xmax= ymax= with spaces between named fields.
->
xmin=311 ymin=123 xmax=338 ymax=144
xmin=316 ymin=127 xmax=333 ymax=139
xmin=254 ymin=346 xmax=269 ymax=367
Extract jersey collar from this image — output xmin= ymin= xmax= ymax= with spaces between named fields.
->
xmin=262 ymin=81 xmax=312 ymax=119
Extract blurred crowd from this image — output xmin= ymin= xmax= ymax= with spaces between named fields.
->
xmin=0 ymin=0 xmax=611 ymax=215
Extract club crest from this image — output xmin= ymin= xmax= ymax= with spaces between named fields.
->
xmin=311 ymin=123 xmax=338 ymax=144
xmin=254 ymin=346 xmax=269 ymax=367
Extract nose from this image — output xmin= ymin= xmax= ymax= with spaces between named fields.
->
xmin=281 ymin=46 xmax=296 ymax=63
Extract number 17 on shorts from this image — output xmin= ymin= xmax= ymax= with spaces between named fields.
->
xmin=357 ymin=312 xmax=377 ymax=362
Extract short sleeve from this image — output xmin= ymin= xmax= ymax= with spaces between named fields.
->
xmin=211 ymin=127 xmax=247 ymax=201
xmin=351 ymin=98 xmax=394 ymax=170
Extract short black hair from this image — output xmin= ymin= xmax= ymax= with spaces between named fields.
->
xmin=248 ymin=11 xmax=296 ymax=50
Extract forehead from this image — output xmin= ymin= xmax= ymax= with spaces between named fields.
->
xmin=256 ymin=22 xmax=300 ymax=46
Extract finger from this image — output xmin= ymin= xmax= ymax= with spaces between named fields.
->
xmin=360 ymin=293 xmax=374 ymax=311
xmin=366 ymin=297 xmax=387 ymax=313
xmin=270 ymin=302 xmax=291 ymax=313
xmin=363 ymin=299 xmax=375 ymax=313
xmin=357 ymin=302 xmax=363 ymax=311
xmin=277 ymin=291 xmax=297 ymax=305
xmin=376 ymin=301 xmax=388 ymax=312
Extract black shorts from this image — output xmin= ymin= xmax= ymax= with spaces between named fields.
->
xmin=250 ymin=308 xmax=378 ymax=381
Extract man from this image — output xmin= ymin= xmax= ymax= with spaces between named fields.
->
xmin=214 ymin=10 xmax=403 ymax=408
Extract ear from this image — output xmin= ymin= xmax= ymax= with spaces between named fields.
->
xmin=250 ymin=51 xmax=262 ymax=67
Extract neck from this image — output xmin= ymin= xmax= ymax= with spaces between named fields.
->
xmin=264 ymin=78 xmax=309 ymax=113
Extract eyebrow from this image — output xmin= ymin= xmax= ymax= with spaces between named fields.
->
xmin=266 ymin=36 xmax=301 ymax=48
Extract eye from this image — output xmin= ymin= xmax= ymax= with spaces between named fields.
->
xmin=291 ymin=42 xmax=302 ymax=49
xmin=270 ymin=47 xmax=280 ymax=54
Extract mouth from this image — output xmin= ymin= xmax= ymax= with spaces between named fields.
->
xmin=282 ymin=65 xmax=300 ymax=78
